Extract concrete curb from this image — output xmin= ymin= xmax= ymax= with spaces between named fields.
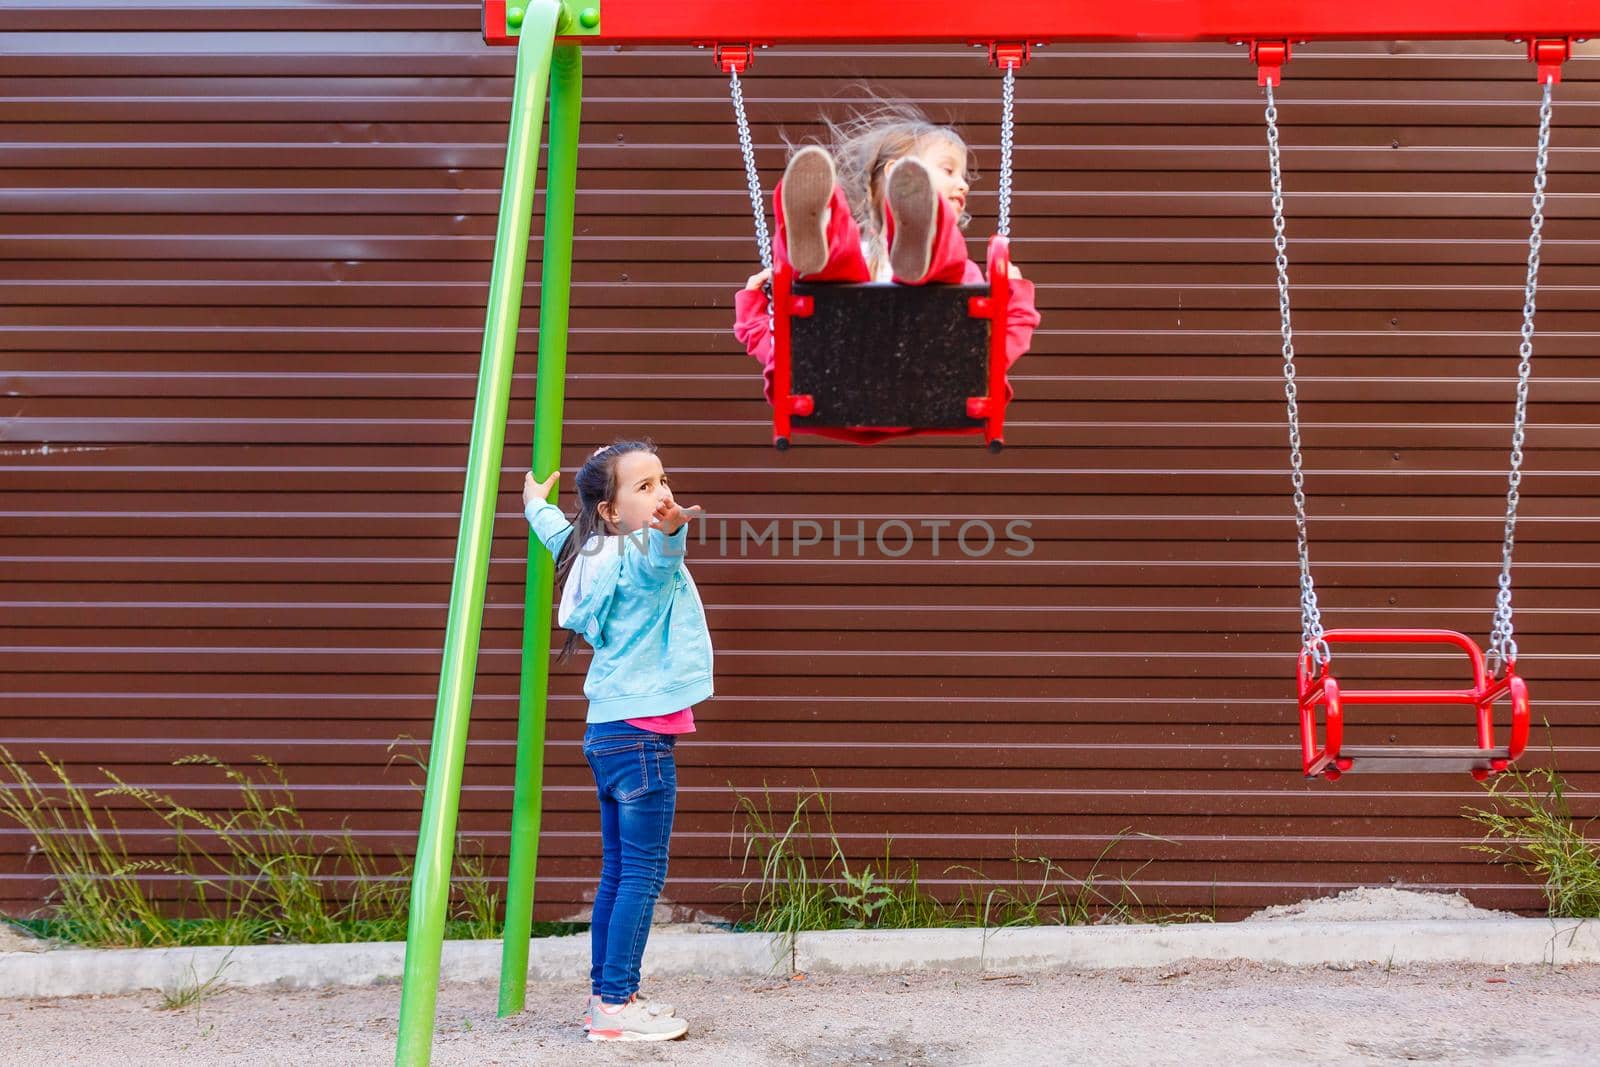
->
xmin=0 ymin=931 xmax=787 ymax=999
xmin=794 ymin=918 xmax=1600 ymax=973
xmin=2 ymin=919 xmax=1595 ymax=999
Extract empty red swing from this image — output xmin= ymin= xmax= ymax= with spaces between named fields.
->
xmin=1297 ymin=630 xmax=1531 ymax=782
xmin=722 ymin=44 xmax=1026 ymax=450
xmin=1260 ymin=48 xmax=1562 ymax=781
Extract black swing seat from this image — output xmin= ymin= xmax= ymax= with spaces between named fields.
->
xmin=789 ymin=280 xmax=990 ymax=430
xmin=767 ymin=235 xmax=1015 ymax=449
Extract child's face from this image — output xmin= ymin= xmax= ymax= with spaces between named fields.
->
xmin=599 ymin=451 xmax=674 ymax=535
xmin=915 ymin=137 xmax=970 ymax=222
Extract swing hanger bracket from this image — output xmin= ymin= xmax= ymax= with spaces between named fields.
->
xmin=707 ymin=42 xmax=763 ymax=74
xmin=985 ymin=42 xmax=1033 ymax=70
xmin=1245 ymin=39 xmax=1292 ymax=87
xmin=1522 ymin=37 xmax=1572 ymax=85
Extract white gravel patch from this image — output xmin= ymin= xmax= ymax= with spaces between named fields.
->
xmin=1245 ymin=887 xmax=1515 ymax=923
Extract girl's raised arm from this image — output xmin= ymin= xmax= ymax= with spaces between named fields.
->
xmin=522 ymin=470 xmax=573 ymax=557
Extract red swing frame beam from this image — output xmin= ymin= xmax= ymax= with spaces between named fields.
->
xmin=487 ymin=1 xmax=1598 ymax=49
xmin=1298 ymin=631 xmax=1532 ymax=782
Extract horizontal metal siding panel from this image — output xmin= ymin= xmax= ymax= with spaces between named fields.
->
xmin=2 ymin=16 xmax=1597 ymax=919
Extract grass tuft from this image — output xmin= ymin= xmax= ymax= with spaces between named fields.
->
xmin=729 ymin=782 xmax=1211 ymax=941
xmin=1465 ymin=763 xmax=1600 ymax=919
xmin=0 ymin=747 xmax=517 ymax=947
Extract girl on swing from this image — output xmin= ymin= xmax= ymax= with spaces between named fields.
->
xmin=733 ymin=99 xmax=1042 ymax=444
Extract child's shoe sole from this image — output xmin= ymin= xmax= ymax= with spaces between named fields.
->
xmin=781 ymin=146 xmax=835 ymax=277
xmin=586 ymin=1020 xmax=689 ymax=1042
xmin=887 ymin=157 xmax=937 ymax=283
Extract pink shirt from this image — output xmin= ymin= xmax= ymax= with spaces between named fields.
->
xmin=626 ymin=707 xmax=696 ymax=735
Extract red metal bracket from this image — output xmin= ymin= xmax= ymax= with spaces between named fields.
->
xmin=987 ymin=42 xmax=1032 ymax=70
xmin=1249 ymin=40 xmax=1291 ymax=86
xmin=483 ymin=0 xmax=516 ymax=46
xmin=712 ymin=42 xmax=756 ymax=73
xmin=1527 ymin=37 xmax=1571 ymax=84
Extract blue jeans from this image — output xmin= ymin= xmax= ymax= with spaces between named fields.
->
xmin=582 ymin=720 xmax=678 ymax=1003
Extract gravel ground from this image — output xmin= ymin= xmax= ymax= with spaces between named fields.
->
xmin=4 ymin=961 xmax=1599 ymax=1067
xmin=6 ymin=894 xmax=1594 ymax=1065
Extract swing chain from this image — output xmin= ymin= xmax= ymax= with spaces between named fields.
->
xmin=726 ymin=68 xmax=776 ymax=331
xmin=997 ymin=63 xmax=1017 ymax=238
xmin=1488 ymin=80 xmax=1555 ymax=677
xmin=1264 ymin=84 xmax=1330 ymax=667
xmin=728 ymin=69 xmax=773 ymax=273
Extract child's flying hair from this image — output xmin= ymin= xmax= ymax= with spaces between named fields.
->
xmin=817 ymin=94 xmax=976 ymax=273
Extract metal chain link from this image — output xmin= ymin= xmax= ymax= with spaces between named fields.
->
xmin=726 ymin=68 xmax=775 ymax=326
xmin=996 ymin=64 xmax=1017 ymax=238
xmin=1264 ymin=83 xmax=1330 ymax=667
xmin=1487 ymin=80 xmax=1555 ymax=677
xmin=728 ymin=69 xmax=771 ymax=271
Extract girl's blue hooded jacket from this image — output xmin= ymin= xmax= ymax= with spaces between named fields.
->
xmin=526 ymin=500 xmax=714 ymax=723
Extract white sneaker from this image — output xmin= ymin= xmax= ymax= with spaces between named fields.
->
xmin=780 ymin=145 xmax=836 ymax=277
xmin=886 ymin=156 xmax=937 ymax=282
xmin=582 ymin=992 xmax=674 ymax=1031
xmin=587 ymin=996 xmax=688 ymax=1042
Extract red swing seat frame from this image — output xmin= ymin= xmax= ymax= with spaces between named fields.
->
xmin=768 ymin=234 xmax=1013 ymax=450
xmin=1299 ymin=629 xmax=1531 ymax=782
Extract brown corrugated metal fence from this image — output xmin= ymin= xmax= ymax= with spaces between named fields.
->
xmin=2 ymin=2 xmax=1597 ymax=920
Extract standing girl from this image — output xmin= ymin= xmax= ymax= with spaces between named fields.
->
xmin=523 ymin=440 xmax=711 ymax=1042
xmin=733 ymin=99 xmax=1042 ymax=444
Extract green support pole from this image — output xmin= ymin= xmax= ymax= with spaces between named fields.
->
xmin=394 ymin=4 xmax=564 ymax=1063
xmin=498 ymin=41 xmax=582 ymax=1017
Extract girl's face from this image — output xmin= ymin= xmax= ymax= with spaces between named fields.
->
xmin=910 ymin=136 xmax=970 ymax=221
xmin=598 ymin=450 xmax=674 ymax=535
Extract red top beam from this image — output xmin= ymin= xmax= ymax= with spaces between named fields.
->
xmin=489 ymin=1 xmax=1600 ymax=46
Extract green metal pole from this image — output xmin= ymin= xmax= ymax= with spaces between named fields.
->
xmin=498 ymin=41 xmax=582 ymax=1017
xmin=394 ymin=4 xmax=563 ymax=1063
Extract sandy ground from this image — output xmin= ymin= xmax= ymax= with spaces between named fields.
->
xmin=3 ymin=961 xmax=1598 ymax=1067
xmin=0 ymin=924 xmax=43 ymax=953
xmin=1242 ymin=886 xmax=1516 ymax=922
